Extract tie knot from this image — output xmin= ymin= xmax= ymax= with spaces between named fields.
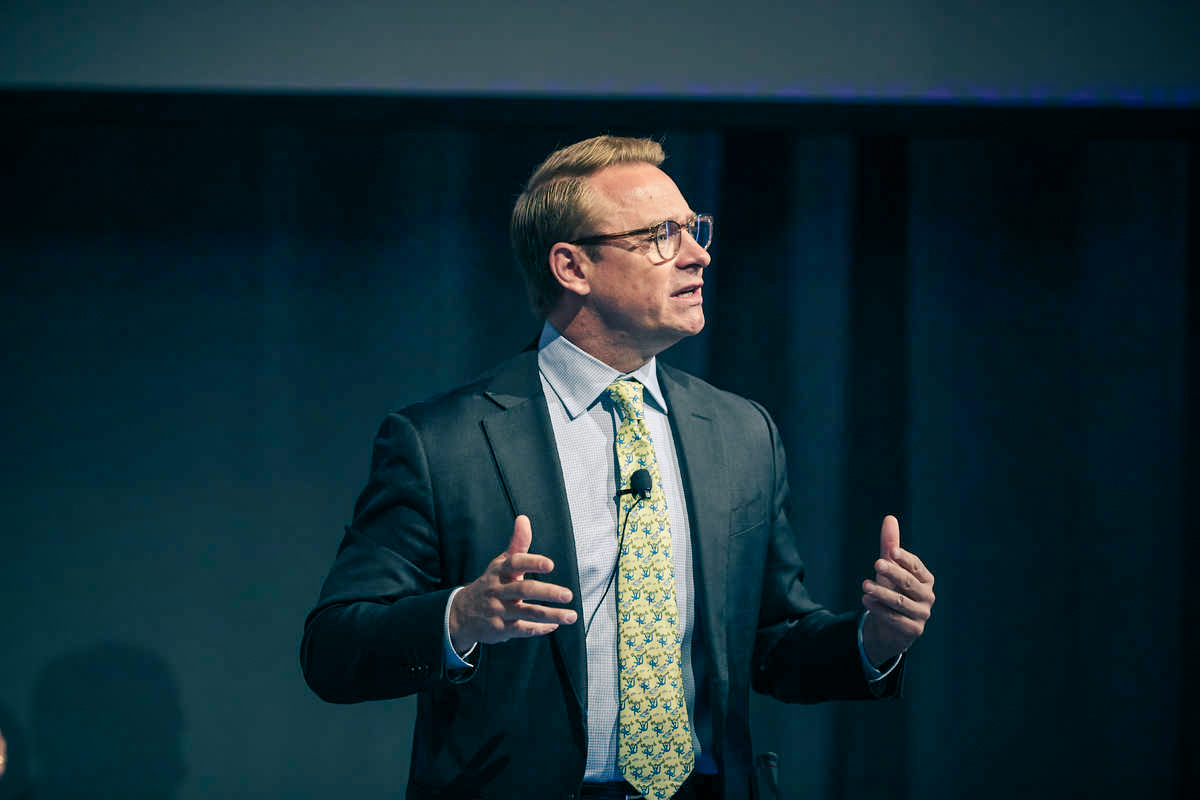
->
xmin=606 ymin=379 xmax=644 ymax=420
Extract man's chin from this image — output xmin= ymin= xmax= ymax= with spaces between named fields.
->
xmin=657 ymin=315 xmax=706 ymax=352
xmin=679 ymin=310 xmax=706 ymax=338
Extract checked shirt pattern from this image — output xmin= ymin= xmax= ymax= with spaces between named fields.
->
xmin=607 ymin=379 xmax=694 ymax=799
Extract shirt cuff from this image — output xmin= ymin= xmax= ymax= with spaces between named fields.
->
xmin=443 ymin=586 xmax=478 ymax=669
xmin=857 ymin=609 xmax=903 ymax=682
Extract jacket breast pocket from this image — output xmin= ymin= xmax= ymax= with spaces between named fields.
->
xmin=729 ymin=490 xmax=766 ymax=537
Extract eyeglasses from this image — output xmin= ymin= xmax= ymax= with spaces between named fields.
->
xmin=570 ymin=214 xmax=714 ymax=262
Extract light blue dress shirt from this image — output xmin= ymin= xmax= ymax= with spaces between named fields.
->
xmin=535 ymin=324 xmax=701 ymax=780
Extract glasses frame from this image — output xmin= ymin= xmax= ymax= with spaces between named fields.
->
xmin=569 ymin=213 xmax=713 ymax=262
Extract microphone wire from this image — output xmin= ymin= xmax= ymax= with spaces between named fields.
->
xmin=584 ymin=490 xmax=646 ymax=638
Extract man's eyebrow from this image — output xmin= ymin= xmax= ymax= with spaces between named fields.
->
xmin=647 ymin=212 xmax=697 ymax=228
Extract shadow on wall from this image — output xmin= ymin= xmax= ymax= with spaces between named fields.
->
xmin=30 ymin=642 xmax=187 ymax=800
xmin=0 ymin=701 xmax=33 ymax=800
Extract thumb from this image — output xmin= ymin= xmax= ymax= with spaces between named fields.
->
xmin=880 ymin=514 xmax=900 ymax=559
xmin=506 ymin=514 xmax=533 ymax=556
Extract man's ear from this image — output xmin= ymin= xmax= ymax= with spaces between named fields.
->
xmin=547 ymin=242 xmax=592 ymax=297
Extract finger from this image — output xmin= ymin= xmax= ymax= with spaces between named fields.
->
xmin=871 ymin=562 xmax=903 ymax=592
xmin=505 ymin=514 xmax=533 ymax=557
xmin=868 ymin=569 xmax=934 ymax=604
xmin=502 ymin=552 xmax=556 ymax=579
xmin=862 ymin=596 xmax=925 ymax=638
xmin=870 ymin=567 xmax=935 ymax=612
xmin=880 ymin=514 xmax=900 ymax=559
xmin=501 ymin=601 xmax=578 ymax=626
xmin=890 ymin=547 xmax=934 ymax=585
xmin=862 ymin=578 xmax=931 ymax=621
xmin=506 ymin=620 xmax=562 ymax=639
xmin=496 ymin=578 xmax=573 ymax=606
xmin=874 ymin=559 xmax=929 ymax=597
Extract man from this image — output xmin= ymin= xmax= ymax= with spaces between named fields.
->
xmin=300 ymin=135 xmax=935 ymax=800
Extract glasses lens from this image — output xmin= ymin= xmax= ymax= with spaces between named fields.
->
xmin=690 ymin=215 xmax=713 ymax=250
xmin=652 ymin=220 xmax=679 ymax=261
xmin=651 ymin=216 xmax=713 ymax=260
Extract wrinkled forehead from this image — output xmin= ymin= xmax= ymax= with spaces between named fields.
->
xmin=585 ymin=162 xmax=693 ymax=228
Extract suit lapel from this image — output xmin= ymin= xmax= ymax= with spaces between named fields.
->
xmin=659 ymin=367 xmax=730 ymax=689
xmin=480 ymin=354 xmax=587 ymax=712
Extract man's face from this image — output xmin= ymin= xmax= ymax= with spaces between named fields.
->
xmin=578 ymin=162 xmax=710 ymax=359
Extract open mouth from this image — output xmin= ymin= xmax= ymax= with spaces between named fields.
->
xmin=674 ymin=285 xmax=703 ymax=298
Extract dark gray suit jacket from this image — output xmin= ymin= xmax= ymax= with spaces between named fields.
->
xmin=300 ymin=349 xmax=901 ymax=799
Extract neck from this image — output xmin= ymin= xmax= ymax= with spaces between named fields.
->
xmin=546 ymin=307 xmax=659 ymax=374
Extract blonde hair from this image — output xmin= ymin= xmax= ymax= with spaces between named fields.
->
xmin=510 ymin=135 xmax=666 ymax=318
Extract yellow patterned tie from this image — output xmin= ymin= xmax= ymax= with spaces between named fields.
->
xmin=607 ymin=379 xmax=694 ymax=800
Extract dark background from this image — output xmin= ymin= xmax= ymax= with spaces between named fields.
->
xmin=1 ymin=3 xmax=1197 ymax=798
xmin=1 ymin=91 xmax=1195 ymax=800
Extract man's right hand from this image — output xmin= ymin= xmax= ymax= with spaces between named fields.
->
xmin=448 ymin=514 xmax=577 ymax=653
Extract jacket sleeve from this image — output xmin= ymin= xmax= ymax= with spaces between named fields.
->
xmin=747 ymin=401 xmax=904 ymax=703
xmin=299 ymin=412 xmax=475 ymax=703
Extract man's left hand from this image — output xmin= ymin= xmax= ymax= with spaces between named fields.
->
xmin=861 ymin=514 xmax=935 ymax=667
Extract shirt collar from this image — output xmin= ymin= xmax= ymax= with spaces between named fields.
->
xmin=537 ymin=322 xmax=668 ymax=420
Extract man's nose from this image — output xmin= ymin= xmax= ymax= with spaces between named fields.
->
xmin=677 ymin=230 xmax=711 ymax=269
